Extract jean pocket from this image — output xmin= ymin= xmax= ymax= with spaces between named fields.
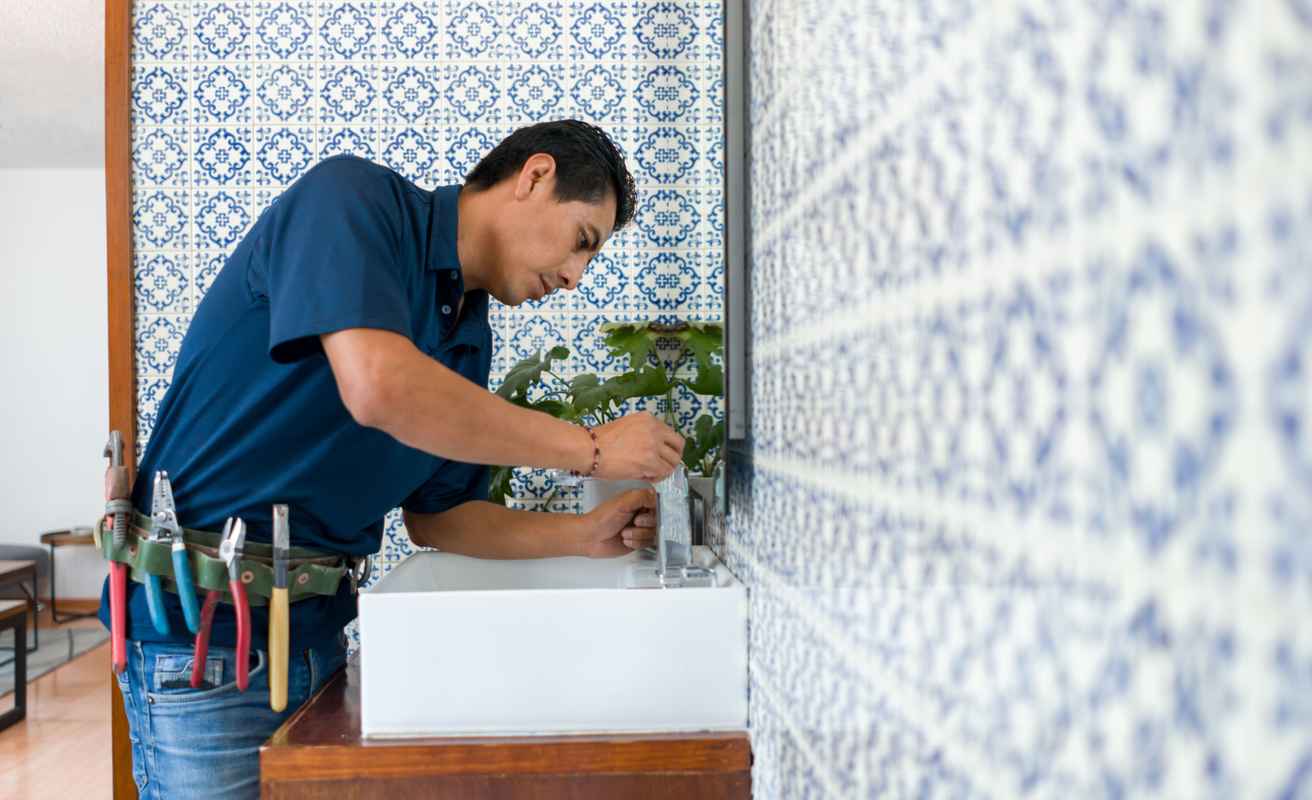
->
xmin=151 ymin=650 xmax=224 ymax=692
xmin=146 ymin=646 xmax=266 ymax=706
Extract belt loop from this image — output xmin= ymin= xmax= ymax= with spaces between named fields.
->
xmin=349 ymin=556 xmax=371 ymax=594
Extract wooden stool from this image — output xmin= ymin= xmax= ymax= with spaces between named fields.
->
xmin=0 ymin=600 xmax=27 ymax=731
xmin=39 ymin=528 xmax=98 ymax=623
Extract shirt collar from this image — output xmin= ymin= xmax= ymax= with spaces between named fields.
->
xmin=447 ymin=289 xmax=490 ymax=351
xmin=428 ymin=185 xmax=461 ymax=273
xmin=430 ymin=184 xmax=489 ymax=350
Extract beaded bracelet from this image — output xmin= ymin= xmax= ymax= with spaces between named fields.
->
xmin=570 ymin=426 xmax=601 ymax=478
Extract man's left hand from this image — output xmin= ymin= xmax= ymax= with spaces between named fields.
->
xmin=574 ymin=488 xmax=657 ymax=558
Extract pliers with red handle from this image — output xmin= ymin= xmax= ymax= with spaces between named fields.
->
xmin=190 ymin=517 xmax=251 ymax=691
xmin=103 ymin=432 xmax=131 ymax=675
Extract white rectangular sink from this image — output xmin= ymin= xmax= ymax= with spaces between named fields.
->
xmin=358 ymin=546 xmax=748 ymax=738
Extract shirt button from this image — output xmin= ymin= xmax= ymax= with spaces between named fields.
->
xmin=441 ymin=304 xmax=452 ymax=315
xmin=449 ymin=271 xmax=458 ymax=280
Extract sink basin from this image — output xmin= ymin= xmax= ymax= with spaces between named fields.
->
xmin=358 ymin=546 xmax=748 ymax=738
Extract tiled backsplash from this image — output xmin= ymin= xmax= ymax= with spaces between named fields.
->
xmin=723 ymin=0 xmax=1312 ymax=796
xmin=129 ymin=2 xmax=725 ymax=582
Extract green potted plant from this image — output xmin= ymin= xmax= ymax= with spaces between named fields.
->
xmin=490 ymin=320 xmax=725 ymax=512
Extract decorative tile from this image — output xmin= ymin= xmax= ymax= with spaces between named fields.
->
xmin=133 ymin=188 xmax=191 ymax=250
xmin=632 ymin=125 xmax=699 ymax=184
xmin=318 ymin=1 xmax=380 ymax=60
xmin=442 ymin=63 xmax=502 ymax=124
xmin=193 ymin=126 xmax=253 ymax=186
xmin=729 ymin=0 xmax=1312 ymax=797
xmin=135 ymin=252 xmax=192 ymax=314
xmin=134 ymin=65 xmax=191 ymax=125
xmin=379 ymin=64 xmax=444 ymax=125
xmin=135 ymin=314 xmax=190 ymax=376
xmin=319 ymin=63 xmax=379 ymax=124
xmin=633 ymin=64 xmax=701 ymax=124
xmin=192 ymin=1 xmax=253 ymax=61
xmin=253 ymin=1 xmax=317 ymax=61
xmin=568 ymin=63 xmax=626 ymax=122
xmin=254 ymin=62 xmax=318 ymax=124
xmin=193 ymin=251 xmax=227 ymax=302
xmin=443 ymin=0 xmax=502 ymax=59
xmin=567 ymin=2 xmax=626 ymax=60
xmin=318 ymin=125 xmax=379 ymax=161
xmin=133 ymin=127 xmax=190 ymax=185
xmin=135 ymin=3 xmax=190 ymax=62
xmin=192 ymin=63 xmax=253 ymax=124
xmin=501 ymin=1 xmax=565 ymax=62
xmin=193 ymin=188 xmax=253 ymax=247
xmin=504 ymin=63 xmax=567 ymax=125
xmin=254 ymin=125 xmax=316 ymax=185
xmin=380 ymin=125 xmax=442 ymax=183
xmin=378 ymin=1 xmax=441 ymax=60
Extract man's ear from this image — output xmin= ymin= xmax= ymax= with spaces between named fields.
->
xmin=513 ymin=153 xmax=556 ymax=201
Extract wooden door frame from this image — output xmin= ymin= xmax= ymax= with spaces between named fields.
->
xmin=105 ymin=0 xmax=137 ymax=796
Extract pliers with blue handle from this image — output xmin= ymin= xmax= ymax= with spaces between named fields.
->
xmin=191 ymin=517 xmax=251 ymax=691
xmin=151 ymin=471 xmax=201 ymax=634
xmin=140 ymin=472 xmax=172 ymax=635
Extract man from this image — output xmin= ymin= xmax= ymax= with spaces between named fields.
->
xmin=101 ymin=120 xmax=683 ymax=798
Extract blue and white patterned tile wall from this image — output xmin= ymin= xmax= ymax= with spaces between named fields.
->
xmin=129 ymin=2 xmax=725 ymax=578
xmin=720 ymin=0 xmax=1312 ymax=796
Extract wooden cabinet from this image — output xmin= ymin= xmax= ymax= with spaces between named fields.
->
xmin=260 ymin=662 xmax=752 ymax=799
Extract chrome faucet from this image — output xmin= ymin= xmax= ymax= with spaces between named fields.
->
xmin=651 ymin=467 xmax=714 ymax=588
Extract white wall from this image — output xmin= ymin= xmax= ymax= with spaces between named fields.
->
xmin=0 ymin=168 xmax=109 ymax=598
xmin=0 ymin=0 xmax=103 ymax=168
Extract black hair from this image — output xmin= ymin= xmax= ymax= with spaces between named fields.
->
xmin=465 ymin=119 xmax=637 ymax=231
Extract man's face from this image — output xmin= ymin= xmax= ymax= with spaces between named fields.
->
xmin=488 ymin=156 xmax=617 ymax=306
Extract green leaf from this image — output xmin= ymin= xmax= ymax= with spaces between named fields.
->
xmin=681 ymin=416 xmax=725 ymax=474
xmin=496 ymin=352 xmax=542 ymax=399
xmin=684 ymin=364 xmax=723 ymax=396
xmin=529 ymin=399 xmax=567 ymax=417
xmin=571 ymin=377 xmax=610 ymax=418
xmin=488 ymin=466 xmax=514 ymax=505
xmin=605 ymin=366 xmax=670 ymax=401
xmin=602 ymin=324 xmax=656 ymax=369
xmin=568 ymin=373 xmax=601 ymax=392
xmin=679 ymin=324 xmax=722 ymax=372
xmin=494 ymin=347 xmax=571 ymax=400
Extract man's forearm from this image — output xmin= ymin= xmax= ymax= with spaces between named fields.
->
xmin=404 ymin=501 xmax=585 ymax=559
xmin=329 ymin=329 xmax=592 ymax=471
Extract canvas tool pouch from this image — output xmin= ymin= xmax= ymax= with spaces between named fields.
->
xmin=94 ymin=510 xmax=363 ymax=606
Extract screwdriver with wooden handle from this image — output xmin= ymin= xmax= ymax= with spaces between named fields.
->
xmin=270 ymin=504 xmax=290 ymax=712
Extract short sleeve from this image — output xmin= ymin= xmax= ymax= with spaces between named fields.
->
xmin=258 ymin=157 xmax=413 ymax=364
xmin=402 ymin=460 xmax=491 ymax=515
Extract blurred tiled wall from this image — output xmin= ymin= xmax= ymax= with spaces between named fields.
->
xmin=722 ymin=0 xmax=1312 ymax=796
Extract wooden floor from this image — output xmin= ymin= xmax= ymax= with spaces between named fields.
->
xmin=0 ymin=603 xmax=111 ymax=800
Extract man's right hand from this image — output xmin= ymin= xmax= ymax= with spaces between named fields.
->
xmin=591 ymin=413 xmax=685 ymax=482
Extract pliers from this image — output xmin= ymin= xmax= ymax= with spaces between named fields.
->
xmin=190 ymin=517 xmax=251 ymax=691
xmin=103 ymin=432 xmax=130 ymax=674
xmin=151 ymin=471 xmax=201 ymax=634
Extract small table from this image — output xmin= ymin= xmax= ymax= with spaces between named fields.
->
xmin=39 ymin=528 xmax=98 ymax=623
xmin=261 ymin=660 xmax=752 ymax=799
xmin=0 ymin=561 xmax=37 ymax=653
xmin=0 ymin=600 xmax=27 ymax=731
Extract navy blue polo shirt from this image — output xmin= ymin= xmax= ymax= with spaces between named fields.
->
xmin=98 ymin=155 xmax=493 ymax=653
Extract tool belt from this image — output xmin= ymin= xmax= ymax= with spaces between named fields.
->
xmin=94 ymin=510 xmax=367 ymax=607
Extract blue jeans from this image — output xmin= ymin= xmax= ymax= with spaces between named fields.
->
xmin=114 ymin=638 xmax=347 ymax=799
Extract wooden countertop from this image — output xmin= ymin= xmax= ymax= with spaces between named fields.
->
xmin=260 ymin=660 xmax=752 ymax=799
